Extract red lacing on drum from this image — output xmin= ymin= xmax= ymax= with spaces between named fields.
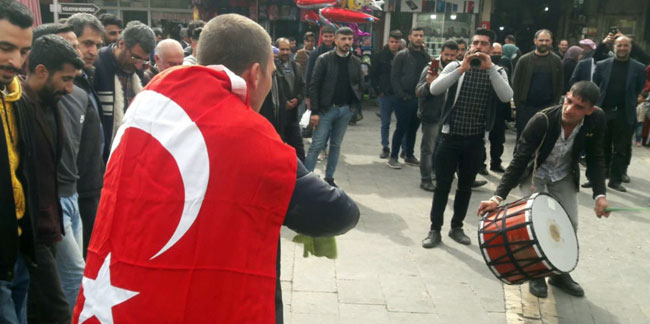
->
xmin=479 ymin=197 xmax=554 ymax=283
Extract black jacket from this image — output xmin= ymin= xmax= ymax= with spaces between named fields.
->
xmin=593 ymin=57 xmax=646 ymax=126
xmin=276 ymin=59 xmax=305 ymax=123
xmin=391 ymin=45 xmax=431 ymax=100
xmin=369 ymin=45 xmax=396 ymax=96
xmin=495 ymin=105 xmax=607 ymax=200
xmin=74 ymin=72 xmax=105 ymax=199
xmin=415 ymin=63 xmax=444 ymax=123
xmin=0 ymin=85 xmax=38 ymax=281
xmin=569 ymin=58 xmax=594 ymax=88
xmin=304 ymin=44 xmax=333 ymax=95
xmin=309 ymin=51 xmax=363 ymax=115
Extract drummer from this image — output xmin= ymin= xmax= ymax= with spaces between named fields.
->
xmin=477 ymin=81 xmax=610 ymax=298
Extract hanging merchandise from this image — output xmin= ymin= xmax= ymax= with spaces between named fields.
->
xmin=320 ymin=7 xmax=379 ymax=23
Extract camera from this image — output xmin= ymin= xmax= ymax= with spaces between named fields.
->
xmin=470 ymin=58 xmax=482 ymax=68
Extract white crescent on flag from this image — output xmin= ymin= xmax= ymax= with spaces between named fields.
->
xmin=109 ymin=90 xmax=210 ymax=259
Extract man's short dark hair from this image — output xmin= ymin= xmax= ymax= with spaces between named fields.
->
xmin=389 ymin=30 xmax=402 ymax=39
xmin=441 ymin=40 xmax=459 ymax=52
xmin=288 ymin=36 xmax=296 ymax=42
xmin=321 ymin=26 xmax=335 ymax=35
xmin=33 ymin=23 xmax=73 ymax=42
xmin=197 ymin=14 xmax=271 ymax=75
xmin=569 ymin=81 xmax=600 ymax=106
xmin=335 ymin=27 xmax=354 ymax=36
xmin=410 ymin=27 xmax=424 ymax=34
xmin=534 ymin=29 xmax=552 ymax=40
xmin=303 ymin=31 xmax=315 ymax=41
xmin=473 ymin=28 xmax=496 ymax=44
xmin=187 ymin=20 xmax=205 ymax=43
xmin=120 ymin=22 xmax=156 ymax=54
xmin=455 ymin=38 xmax=467 ymax=47
xmin=66 ymin=13 xmax=104 ymax=38
xmin=28 ymin=34 xmax=84 ymax=73
xmin=98 ymin=13 xmax=122 ymax=28
xmin=152 ymin=27 xmax=162 ymax=37
xmin=505 ymin=34 xmax=516 ymax=43
xmin=191 ymin=27 xmax=202 ymax=41
xmin=0 ymin=0 xmax=33 ymax=29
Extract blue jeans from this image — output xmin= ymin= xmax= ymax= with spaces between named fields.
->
xmin=0 ymin=254 xmax=29 ymax=324
xmin=378 ymin=95 xmax=397 ymax=150
xmin=305 ymin=105 xmax=354 ymax=179
xmin=56 ymin=194 xmax=85 ymax=312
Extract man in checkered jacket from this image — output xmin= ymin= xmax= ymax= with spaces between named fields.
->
xmin=422 ymin=28 xmax=513 ymax=248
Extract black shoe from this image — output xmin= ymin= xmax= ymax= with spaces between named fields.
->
xmin=478 ymin=166 xmax=489 ymax=176
xmin=548 ymin=273 xmax=584 ymax=297
xmin=324 ymin=178 xmax=338 ymax=188
xmin=608 ymin=182 xmax=627 ymax=192
xmin=490 ymin=165 xmax=505 ymax=173
xmin=472 ymin=180 xmax=488 ymax=188
xmin=375 ymin=112 xmax=381 ymax=118
xmin=448 ymin=228 xmax=471 ymax=245
xmin=529 ymin=278 xmax=548 ymax=298
xmin=379 ymin=149 xmax=390 ymax=159
xmin=581 ymin=181 xmax=592 ymax=188
xmin=399 ymin=151 xmax=406 ymax=159
xmin=422 ymin=230 xmax=442 ymax=248
xmin=386 ymin=158 xmax=402 ymax=169
xmin=404 ymin=156 xmax=420 ymax=166
xmin=622 ymin=174 xmax=631 ymax=183
xmin=348 ymin=120 xmax=357 ymax=126
xmin=420 ymin=181 xmax=435 ymax=192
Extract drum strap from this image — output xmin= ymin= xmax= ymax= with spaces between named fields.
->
xmin=530 ymin=114 xmax=550 ymax=194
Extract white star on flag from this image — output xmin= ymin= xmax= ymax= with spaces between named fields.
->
xmin=79 ymin=253 xmax=139 ymax=324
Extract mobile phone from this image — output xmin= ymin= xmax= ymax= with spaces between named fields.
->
xmin=609 ymin=26 xmax=618 ymax=34
xmin=429 ymin=58 xmax=440 ymax=75
xmin=405 ymin=0 xmax=419 ymax=10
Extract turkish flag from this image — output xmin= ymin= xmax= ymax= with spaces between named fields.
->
xmin=73 ymin=65 xmax=297 ymax=323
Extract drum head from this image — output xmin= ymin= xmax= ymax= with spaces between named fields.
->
xmin=530 ymin=194 xmax=579 ymax=272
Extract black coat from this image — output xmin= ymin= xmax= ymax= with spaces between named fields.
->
xmin=369 ymin=45 xmax=395 ymax=96
xmin=0 ymin=85 xmax=39 ymax=281
xmin=593 ymin=57 xmax=646 ymax=126
xmin=309 ymin=51 xmax=363 ymax=115
xmin=391 ymin=46 xmax=431 ymax=100
xmin=495 ymin=105 xmax=607 ymax=200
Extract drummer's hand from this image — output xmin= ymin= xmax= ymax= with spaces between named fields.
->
xmin=477 ymin=200 xmax=498 ymax=217
xmin=595 ymin=196 xmax=610 ymax=218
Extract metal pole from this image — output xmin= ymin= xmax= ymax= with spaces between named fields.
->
xmin=383 ymin=12 xmax=391 ymax=46
xmin=53 ymin=0 xmax=59 ymax=22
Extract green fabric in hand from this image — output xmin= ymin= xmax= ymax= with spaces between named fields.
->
xmin=292 ymin=235 xmax=337 ymax=259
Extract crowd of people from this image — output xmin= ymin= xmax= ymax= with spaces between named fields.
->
xmin=1 ymin=0 xmax=650 ymax=322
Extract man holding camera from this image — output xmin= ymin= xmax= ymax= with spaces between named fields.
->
xmin=422 ymin=28 xmax=513 ymax=248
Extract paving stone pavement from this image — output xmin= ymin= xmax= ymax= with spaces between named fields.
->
xmin=279 ymin=102 xmax=650 ymax=324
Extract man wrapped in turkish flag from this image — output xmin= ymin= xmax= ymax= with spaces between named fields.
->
xmin=74 ymin=14 xmax=360 ymax=324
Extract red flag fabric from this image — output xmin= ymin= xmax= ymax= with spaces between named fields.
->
xmin=73 ymin=65 xmax=298 ymax=324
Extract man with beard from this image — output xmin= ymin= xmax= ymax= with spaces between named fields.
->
xmin=143 ymin=39 xmax=184 ymax=84
xmin=260 ymin=37 xmax=306 ymax=162
xmin=556 ymin=39 xmax=569 ymax=59
xmin=422 ymin=28 xmax=512 ymax=248
xmin=415 ymin=40 xmax=457 ymax=191
xmin=386 ymin=27 xmax=431 ymax=169
xmin=591 ymin=36 xmax=646 ymax=192
xmin=94 ymin=21 xmax=155 ymax=161
xmin=370 ymin=30 xmax=402 ymax=159
xmin=65 ymin=13 xmax=105 ymax=258
xmin=456 ymin=39 xmax=467 ymax=61
xmin=98 ymin=13 xmax=122 ymax=46
xmin=22 ymin=34 xmax=84 ymax=323
xmin=306 ymin=27 xmax=362 ymax=187
xmin=0 ymin=2 xmax=37 ymax=322
xmin=512 ymin=29 xmax=563 ymax=140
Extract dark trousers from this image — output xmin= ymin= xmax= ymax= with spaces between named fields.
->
xmin=430 ymin=135 xmax=484 ymax=231
xmin=79 ymin=194 xmax=100 ymax=258
xmin=27 ymin=243 xmax=71 ymax=324
xmin=604 ymin=116 xmax=634 ymax=183
xmin=489 ymin=115 xmax=506 ymax=167
xmin=284 ymin=122 xmax=306 ymax=163
xmin=390 ymin=98 xmax=420 ymax=158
